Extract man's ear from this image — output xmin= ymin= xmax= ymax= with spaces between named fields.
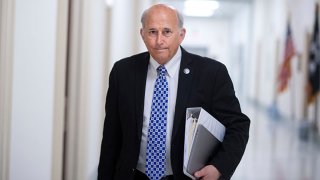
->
xmin=140 ymin=28 xmax=144 ymax=38
xmin=179 ymin=28 xmax=186 ymax=40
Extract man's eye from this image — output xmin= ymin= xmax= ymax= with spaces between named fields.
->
xmin=163 ymin=30 xmax=172 ymax=37
xmin=149 ymin=30 xmax=158 ymax=35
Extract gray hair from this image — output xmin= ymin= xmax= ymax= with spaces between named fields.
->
xmin=140 ymin=5 xmax=184 ymax=28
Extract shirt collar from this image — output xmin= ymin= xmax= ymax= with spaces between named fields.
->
xmin=149 ymin=47 xmax=182 ymax=78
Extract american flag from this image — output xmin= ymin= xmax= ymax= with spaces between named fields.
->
xmin=278 ymin=21 xmax=296 ymax=93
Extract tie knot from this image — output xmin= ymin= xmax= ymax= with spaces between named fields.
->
xmin=157 ymin=65 xmax=167 ymax=77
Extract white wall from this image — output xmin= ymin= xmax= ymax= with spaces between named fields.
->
xmin=86 ymin=0 xmax=108 ymax=179
xmin=254 ymin=0 xmax=287 ymax=107
xmin=9 ymin=0 xmax=57 ymax=179
xmin=183 ymin=18 xmax=231 ymax=68
xmin=109 ymin=0 xmax=142 ymax=70
xmin=230 ymin=4 xmax=252 ymax=100
xmin=182 ymin=8 xmax=252 ymax=101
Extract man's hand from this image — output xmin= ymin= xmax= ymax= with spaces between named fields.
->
xmin=194 ymin=165 xmax=221 ymax=180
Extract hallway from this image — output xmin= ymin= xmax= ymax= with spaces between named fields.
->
xmin=234 ymin=103 xmax=320 ymax=180
xmin=1 ymin=0 xmax=320 ymax=179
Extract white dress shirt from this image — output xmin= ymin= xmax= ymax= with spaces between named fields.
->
xmin=136 ymin=48 xmax=182 ymax=175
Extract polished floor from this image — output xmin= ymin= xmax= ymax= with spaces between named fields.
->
xmin=233 ymin=103 xmax=320 ymax=180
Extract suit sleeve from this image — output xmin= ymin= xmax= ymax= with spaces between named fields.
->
xmin=98 ymin=63 xmax=122 ymax=179
xmin=209 ymin=64 xmax=250 ymax=180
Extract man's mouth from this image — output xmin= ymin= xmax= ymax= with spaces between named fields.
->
xmin=155 ymin=48 xmax=167 ymax=52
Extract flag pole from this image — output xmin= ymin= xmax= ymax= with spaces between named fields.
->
xmin=318 ymin=51 xmax=320 ymax=136
xmin=288 ymin=12 xmax=296 ymax=122
xmin=268 ymin=39 xmax=280 ymax=119
xmin=311 ymin=2 xmax=320 ymax=135
xmin=291 ymin=63 xmax=296 ymax=121
xmin=315 ymin=96 xmax=319 ymax=135
xmin=316 ymin=61 xmax=320 ymax=136
xmin=299 ymin=30 xmax=311 ymax=141
xmin=316 ymin=9 xmax=320 ymax=134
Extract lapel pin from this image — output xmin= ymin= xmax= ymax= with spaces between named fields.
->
xmin=184 ymin=68 xmax=190 ymax=74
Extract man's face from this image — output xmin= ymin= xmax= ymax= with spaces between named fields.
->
xmin=140 ymin=6 xmax=186 ymax=65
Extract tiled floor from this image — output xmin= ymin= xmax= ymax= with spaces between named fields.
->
xmin=233 ymin=104 xmax=320 ymax=180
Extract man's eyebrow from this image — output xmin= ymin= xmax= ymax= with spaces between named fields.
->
xmin=145 ymin=27 xmax=156 ymax=30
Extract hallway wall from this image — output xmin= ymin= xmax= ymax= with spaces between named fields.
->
xmin=9 ymin=0 xmax=58 ymax=179
xmin=251 ymin=0 xmax=320 ymax=124
xmin=183 ymin=18 xmax=232 ymax=68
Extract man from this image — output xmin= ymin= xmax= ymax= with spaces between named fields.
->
xmin=98 ymin=4 xmax=250 ymax=180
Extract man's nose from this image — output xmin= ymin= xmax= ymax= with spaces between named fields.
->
xmin=156 ymin=33 xmax=164 ymax=44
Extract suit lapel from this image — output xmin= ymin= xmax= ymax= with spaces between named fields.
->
xmin=135 ymin=53 xmax=149 ymax=140
xmin=172 ymin=48 xmax=193 ymax=141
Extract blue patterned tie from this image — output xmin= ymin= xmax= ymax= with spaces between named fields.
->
xmin=146 ymin=65 xmax=168 ymax=180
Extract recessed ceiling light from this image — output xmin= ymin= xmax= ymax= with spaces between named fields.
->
xmin=105 ymin=0 xmax=114 ymax=7
xmin=183 ymin=0 xmax=220 ymax=17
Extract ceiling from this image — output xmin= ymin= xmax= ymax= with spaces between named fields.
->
xmin=155 ymin=0 xmax=253 ymax=19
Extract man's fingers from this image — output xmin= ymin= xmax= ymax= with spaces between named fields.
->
xmin=194 ymin=166 xmax=208 ymax=178
xmin=194 ymin=165 xmax=221 ymax=180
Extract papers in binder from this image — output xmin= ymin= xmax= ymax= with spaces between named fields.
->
xmin=183 ymin=107 xmax=226 ymax=179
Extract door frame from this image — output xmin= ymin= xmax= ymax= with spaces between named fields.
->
xmin=0 ymin=0 xmax=15 ymax=179
xmin=51 ymin=0 xmax=70 ymax=179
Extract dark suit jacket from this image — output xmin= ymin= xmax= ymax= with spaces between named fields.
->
xmin=98 ymin=47 xmax=250 ymax=180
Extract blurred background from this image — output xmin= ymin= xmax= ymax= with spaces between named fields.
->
xmin=1 ymin=0 xmax=320 ymax=179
